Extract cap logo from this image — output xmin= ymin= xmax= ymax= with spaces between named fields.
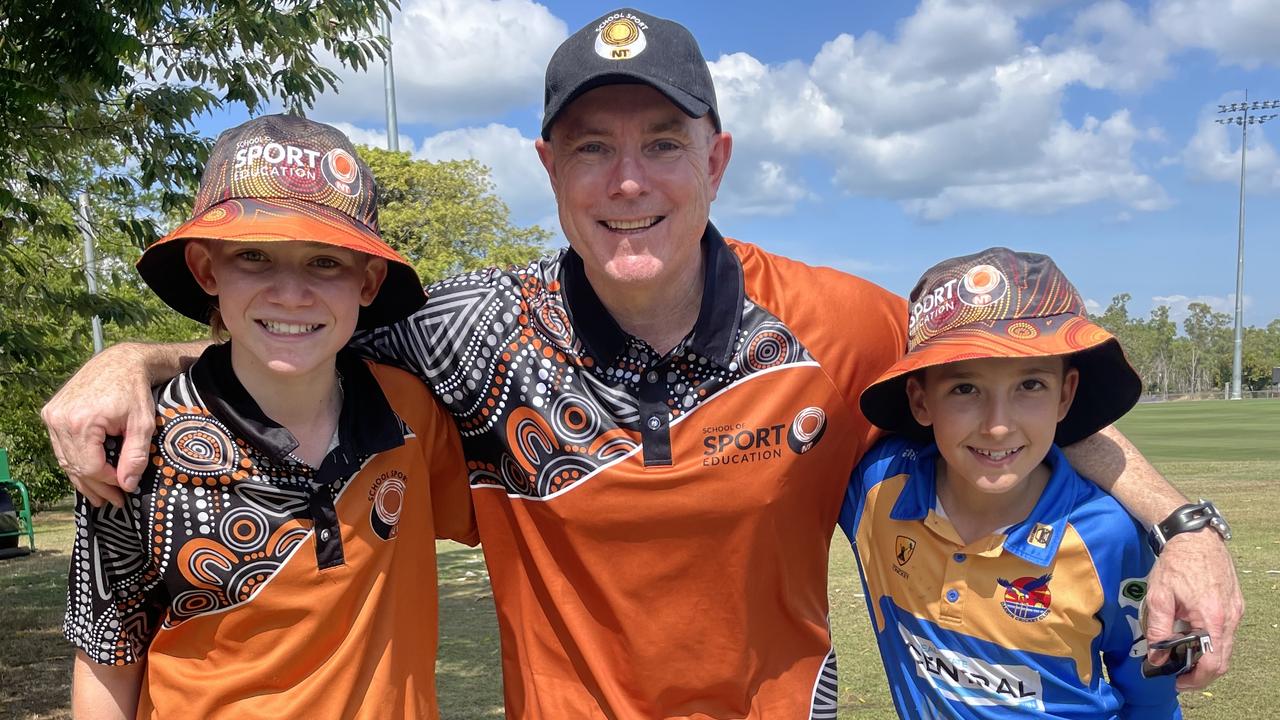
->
xmin=959 ymin=264 xmax=1007 ymax=308
xmin=595 ymin=13 xmax=648 ymax=60
xmin=322 ymin=148 xmax=361 ymax=197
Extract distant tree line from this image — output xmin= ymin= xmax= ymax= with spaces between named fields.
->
xmin=1093 ymin=294 xmax=1280 ymax=397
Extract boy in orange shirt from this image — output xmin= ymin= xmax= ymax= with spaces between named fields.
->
xmin=65 ymin=115 xmax=475 ymax=719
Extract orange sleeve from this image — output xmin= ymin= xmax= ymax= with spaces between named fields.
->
xmin=729 ymin=239 xmax=908 ymax=453
xmin=367 ymin=362 xmax=478 ymax=546
xmin=423 ymin=393 xmax=478 ymax=546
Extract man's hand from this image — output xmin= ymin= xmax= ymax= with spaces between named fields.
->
xmin=1144 ymin=529 xmax=1243 ymax=691
xmin=41 ymin=341 xmax=203 ymax=507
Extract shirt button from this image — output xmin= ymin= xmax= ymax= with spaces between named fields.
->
xmin=319 ymin=529 xmax=330 ymax=542
xmin=646 ymin=415 xmax=662 ymax=431
xmin=946 ymin=589 xmax=960 ymax=603
xmin=953 ymin=553 xmax=967 ymax=563
xmin=645 ymin=370 xmax=659 ymax=383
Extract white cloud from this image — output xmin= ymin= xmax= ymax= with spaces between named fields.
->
xmin=1153 ymin=0 xmax=1280 ymax=68
xmin=715 ymin=158 xmax=814 ymax=219
xmin=312 ymin=0 xmax=566 ymax=125
xmin=707 ymin=0 xmax=1170 ymax=220
xmin=323 ymin=121 xmax=417 ymax=155
xmin=1152 ymin=293 xmax=1250 ymax=324
xmin=414 ymin=123 xmax=555 ymax=229
xmin=1182 ymin=111 xmax=1280 ymax=192
xmin=1045 ymin=0 xmax=1176 ymax=92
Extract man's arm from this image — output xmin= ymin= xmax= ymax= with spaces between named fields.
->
xmin=72 ymin=650 xmax=145 ymax=720
xmin=1063 ymin=424 xmax=1243 ymax=691
xmin=42 ymin=341 xmax=206 ymax=507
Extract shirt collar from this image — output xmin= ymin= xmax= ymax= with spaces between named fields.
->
xmin=1000 ymin=444 xmax=1075 ymax=568
xmin=190 ymin=343 xmax=406 ymax=467
xmin=890 ymin=443 xmax=939 ymax=522
xmin=890 ymin=443 xmax=1075 ymax=568
xmin=560 ymin=221 xmax=744 ymax=368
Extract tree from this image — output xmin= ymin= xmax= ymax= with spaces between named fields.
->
xmin=1241 ymin=323 xmax=1280 ymax=390
xmin=1145 ymin=305 xmax=1176 ymax=398
xmin=1 ymin=0 xmax=393 ymax=250
xmin=2 ymin=146 xmax=550 ymax=506
xmin=1 ymin=0 xmax=394 ymax=505
xmin=360 ymin=148 xmax=551 ymax=282
xmin=1183 ymin=303 xmax=1232 ymax=392
xmin=0 ymin=176 xmax=207 ymax=506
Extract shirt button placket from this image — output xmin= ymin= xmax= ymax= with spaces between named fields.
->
xmin=940 ymin=549 xmax=968 ymax=622
xmin=638 ymin=364 xmax=673 ymax=467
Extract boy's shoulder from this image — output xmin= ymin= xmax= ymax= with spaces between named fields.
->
xmin=1053 ymin=453 xmax=1149 ymax=561
xmin=859 ymin=434 xmax=933 ymax=475
xmin=364 ymin=358 xmax=431 ymax=396
xmin=1056 ymin=456 xmax=1136 ymax=527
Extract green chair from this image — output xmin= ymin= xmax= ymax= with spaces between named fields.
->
xmin=0 ymin=448 xmax=36 ymax=555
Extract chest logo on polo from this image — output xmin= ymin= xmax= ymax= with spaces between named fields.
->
xmin=368 ymin=470 xmax=406 ymax=541
xmin=594 ymin=13 xmax=647 ymax=60
xmin=701 ymin=422 xmax=786 ymax=466
xmin=787 ymin=406 xmax=827 ymax=454
xmin=998 ymin=574 xmax=1053 ymax=622
xmin=895 ymin=536 xmax=917 ymax=566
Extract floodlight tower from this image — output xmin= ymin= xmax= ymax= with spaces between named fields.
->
xmin=382 ymin=10 xmax=400 ymax=151
xmin=1215 ymin=90 xmax=1279 ymax=400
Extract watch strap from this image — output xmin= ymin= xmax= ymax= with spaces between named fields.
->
xmin=1148 ymin=500 xmax=1231 ymax=556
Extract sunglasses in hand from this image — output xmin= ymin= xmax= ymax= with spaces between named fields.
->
xmin=1141 ymin=629 xmax=1213 ymax=678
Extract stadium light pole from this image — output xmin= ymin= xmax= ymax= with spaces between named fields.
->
xmin=1215 ymin=91 xmax=1279 ymax=400
xmin=381 ymin=9 xmax=400 ymax=151
xmin=74 ymin=192 xmax=105 ymax=355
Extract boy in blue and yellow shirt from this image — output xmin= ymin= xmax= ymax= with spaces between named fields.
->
xmin=840 ymin=248 xmax=1179 ymax=718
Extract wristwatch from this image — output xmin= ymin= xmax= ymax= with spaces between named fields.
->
xmin=1148 ymin=499 xmax=1232 ymax=556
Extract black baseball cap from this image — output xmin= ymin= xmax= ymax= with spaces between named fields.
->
xmin=542 ymin=8 xmax=720 ymax=139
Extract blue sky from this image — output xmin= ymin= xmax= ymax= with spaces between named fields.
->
xmin=197 ymin=0 xmax=1280 ymax=327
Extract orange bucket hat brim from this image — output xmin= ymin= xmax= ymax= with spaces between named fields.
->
xmin=137 ymin=197 xmax=423 ymax=330
xmin=135 ymin=114 xmax=424 ymax=330
xmin=858 ymin=248 xmax=1142 ymax=447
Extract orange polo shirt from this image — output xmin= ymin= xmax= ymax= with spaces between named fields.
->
xmin=66 ymin=345 xmax=476 ymax=718
xmin=360 ymin=224 xmax=907 ymax=718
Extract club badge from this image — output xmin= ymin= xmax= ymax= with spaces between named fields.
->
xmin=595 ymin=15 xmax=647 ymax=60
xmin=998 ymin=574 xmax=1053 ymax=622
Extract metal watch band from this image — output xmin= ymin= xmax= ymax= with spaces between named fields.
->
xmin=1148 ymin=499 xmax=1231 ymax=556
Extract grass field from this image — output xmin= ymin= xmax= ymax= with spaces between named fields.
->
xmin=2 ymin=399 xmax=1277 ymax=719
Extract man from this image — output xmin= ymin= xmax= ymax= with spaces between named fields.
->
xmin=45 ymin=8 xmax=1240 ymax=718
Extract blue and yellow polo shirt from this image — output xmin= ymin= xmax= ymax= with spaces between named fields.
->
xmin=838 ymin=435 xmax=1179 ymax=719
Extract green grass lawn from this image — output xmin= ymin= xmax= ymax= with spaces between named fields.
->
xmin=3 ymin=399 xmax=1277 ymax=719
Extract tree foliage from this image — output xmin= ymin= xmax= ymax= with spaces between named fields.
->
xmin=360 ymin=147 xmax=550 ymax=282
xmin=1 ymin=146 xmax=549 ymax=505
xmin=0 ymin=0 xmax=540 ymax=506
xmin=1094 ymin=294 xmax=1280 ymax=398
xmin=1 ymin=0 xmax=393 ymax=249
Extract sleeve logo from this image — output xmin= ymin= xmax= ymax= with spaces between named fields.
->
xmin=368 ymin=470 xmax=407 ymax=541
